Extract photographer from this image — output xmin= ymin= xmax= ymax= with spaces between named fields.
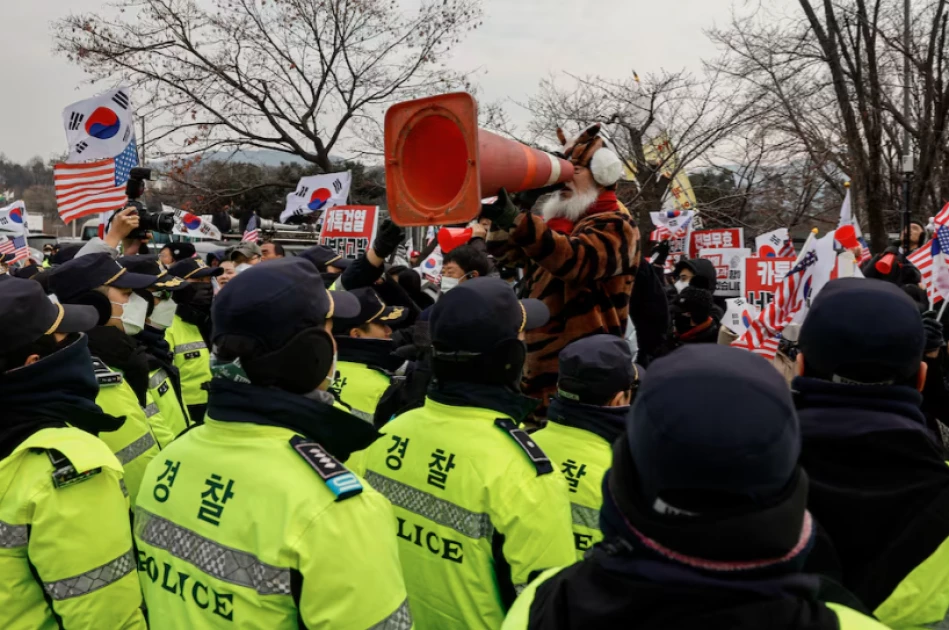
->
xmin=76 ymin=167 xmax=173 ymax=260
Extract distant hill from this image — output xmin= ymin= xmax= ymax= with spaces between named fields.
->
xmin=201 ymin=149 xmax=311 ymax=167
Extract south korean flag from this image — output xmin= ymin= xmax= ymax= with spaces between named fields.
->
xmin=62 ymin=87 xmax=136 ymax=163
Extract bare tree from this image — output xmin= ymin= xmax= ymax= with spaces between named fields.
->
xmin=711 ymin=0 xmax=949 ymax=251
xmin=505 ymin=69 xmax=756 ymax=230
xmin=55 ymin=0 xmax=482 ymax=171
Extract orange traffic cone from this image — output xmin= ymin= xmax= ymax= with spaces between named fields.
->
xmin=384 ymin=92 xmax=574 ymax=226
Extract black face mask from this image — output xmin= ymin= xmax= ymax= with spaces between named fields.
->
xmin=674 ymin=313 xmax=693 ymax=335
xmin=174 ymin=282 xmax=213 ymax=309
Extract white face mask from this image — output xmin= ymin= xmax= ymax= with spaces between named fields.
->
xmin=150 ymin=299 xmax=178 ymax=330
xmin=111 ymin=293 xmax=149 ymax=336
xmin=674 ymin=280 xmax=690 ymax=293
xmin=440 ymin=276 xmax=460 ymax=294
xmin=236 ymin=263 xmax=252 ymax=274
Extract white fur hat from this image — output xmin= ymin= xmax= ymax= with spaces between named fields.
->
xmin=590 ymin=147 xmax=624 ymax=187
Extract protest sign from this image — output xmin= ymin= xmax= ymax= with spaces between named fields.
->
xmin=698 ymin=247 xmax=750 ymax=297
xmin=742 ymin=256 xmax=796 ymax=311
xmin=689 ymin=228 xmax=744 ymax=258
xmin=318 ymin=205 xmax=380 ymax=259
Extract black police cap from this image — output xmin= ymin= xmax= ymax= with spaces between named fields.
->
xmin=430 ymin=277 xmax=549 ymax=352
xmin=333 ymin=286 xmax=410 ymax=333
xmin=48 ymin=253 xmax=158 ymax=304
xmin=558 ymin=334 xmax=636 ymax=404
xmin=212 ymin=258 xmax=359 ymax=352
xmin=0 ymin=275 xmax=99 ymax=350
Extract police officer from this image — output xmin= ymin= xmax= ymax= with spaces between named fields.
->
xmin=331 ymin=286 xmax=409 ymax=423
xmin=133 ymin=258 xmax=412 ymax=629
xmin=48 ymin=253 xmax=163 ymax=504
xmin=0 ymin=277 xmax=147 ymax=629
xmin=533 ymin=334 xmax=641 ymax=559
xmin=503 ymin=345 xmax=889 ymax=630
xmin=363 ymin=277 xmax=575 ymax=630
xmin=166 ymin=257 xmax=219 ymax=422
xmin=120 ymin=255 xmax=193 ymax=443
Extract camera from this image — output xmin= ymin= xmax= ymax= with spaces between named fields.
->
xmin=124 ymin=167 xmax=174 ymax=236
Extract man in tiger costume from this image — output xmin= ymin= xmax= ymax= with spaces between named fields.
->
xmin=483 ymin=124 xmax=641 ymax=416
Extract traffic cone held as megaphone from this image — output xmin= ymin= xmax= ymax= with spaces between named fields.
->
xmin=834 ymin=225 xmax=860 ymax=250
xmin=437 ymin=227 xmax=472 ymax=253
xmin=384 ymin=92 xmax=574 ymax=226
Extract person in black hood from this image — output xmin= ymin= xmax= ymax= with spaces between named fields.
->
xmin=503 ymin=344 xmax=888 ymax=630
xmin=666 ymin=286 xmax=720 ymax=349
xmin=794 ymin=278 xmax=949 ymax=629
xmin=672 ymin=257 xmax=725 ymax=319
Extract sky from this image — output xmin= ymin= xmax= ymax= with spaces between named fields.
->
xmin=0 ymin=0 xmax=792 ymax=164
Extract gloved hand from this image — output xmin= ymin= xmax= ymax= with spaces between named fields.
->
xmin=372 ymin=219 xmax=404 ymax=259
xmin=480 ymin=188 xmax=520 ymax=230
xmin=512 ymin=182 xmax=566 ymax=211
xmin=652 ymin=240 xmax=671 ymax=266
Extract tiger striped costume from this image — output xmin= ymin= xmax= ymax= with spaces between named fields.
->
xmin=487 ymin=190 xmax=640 ymax=413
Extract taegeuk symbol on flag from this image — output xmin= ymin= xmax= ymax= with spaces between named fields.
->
xmin=63 ymin=87 xmax=135 ymax=163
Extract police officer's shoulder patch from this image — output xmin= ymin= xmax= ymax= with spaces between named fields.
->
xmin=47 ymin=448 xmax=102 ymax=489
xmin=289 ymin=435 xmax=363 ymax=501
xmin=91 ymin=357 xmax=123 ymax=387
xmin=494 ymin=418 xmax=554 ymax=475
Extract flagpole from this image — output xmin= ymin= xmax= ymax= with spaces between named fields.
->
xmin=902 ymin=0 xmax=914 ymax=253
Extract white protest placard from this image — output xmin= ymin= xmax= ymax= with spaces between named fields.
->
xmin=698 ymin=247 xmax=751 ymax=297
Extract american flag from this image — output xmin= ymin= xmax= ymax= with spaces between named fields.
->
xmin=732 ymin=236 xmax=820 ymax=360
xmin=0 ymin=234 xmax=29 ymax=264
xmin=54 ymin=140 xmax=138 ymax=224
xmin=778 ymin=238 xmax=796 ymax=258
xmin=907 ymin=202 xmax=949 ymax=305
xmin=242 ymin=213 xmax=259 ymax=243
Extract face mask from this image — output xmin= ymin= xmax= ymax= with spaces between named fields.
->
xmin=440 ymin=276 xmax=460 ymax=294
xmin=674 ymin=313 xmax=693 ymax=335
xmin=674 ymin=280 xmax=690 ymax=293
xmin=441 ymin=272 xmax=471 ymax=294
xmin=236 ymin=263 xmax=252 ymax=274
xmin=150 ymin=299 xmax=178 ymax=330
xmin=111 ymin=293 xmax=149 ymax=336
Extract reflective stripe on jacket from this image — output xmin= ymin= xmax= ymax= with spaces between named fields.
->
xmin=164 ymin=315 xmax=211 ymax=407
xmin=363 ymin=397 xmax=575 ymax=630
xmin=532 ymin=421 xmax=612 ymax=560
xmin=133 ymin=417 xmax=412 ymax=629
xmin=96 ymin=377 xmax=161 ymax=504
xmin=0 ymin=427 xmax=147 ymax=630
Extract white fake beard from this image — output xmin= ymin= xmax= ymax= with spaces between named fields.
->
xmin=541 ymin=187 xmax=600 ymax=223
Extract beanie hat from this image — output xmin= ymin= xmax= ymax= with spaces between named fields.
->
xmin=556 ymin=124 xmax=624 ymax=188
xmin=605 ymin=345 xmax=811 ymax=569
xmin=676 ymin=286 xmax=714 ymax=322
xmin=799 ymin=278 xmax=924 ymax=384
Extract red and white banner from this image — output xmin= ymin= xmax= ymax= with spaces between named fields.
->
xmin=742 ymin=256 xmax=796 ymax=311
xmin=689 ymin=228 xmax=744 ymax=258
xmin=698 ymin=247 xmax=750 ymax=297
xmin=318 ymin=205 xmax=380 ymax=259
